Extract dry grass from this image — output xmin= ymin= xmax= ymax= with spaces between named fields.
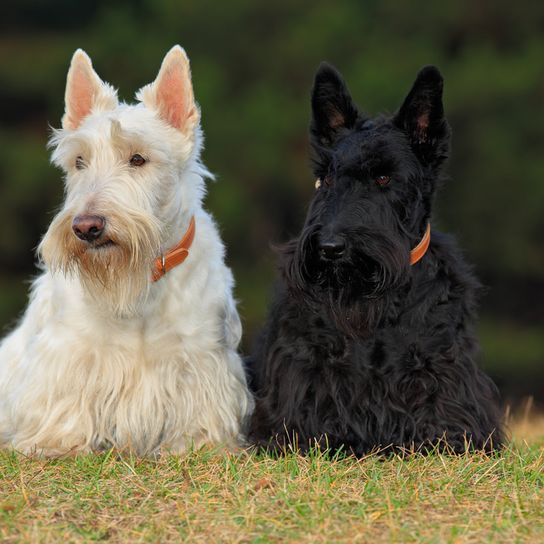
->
xmin=508 ymin=398 xmax=544 ymax=443
xmin=1 ymin=418 xmax=543 ymax=543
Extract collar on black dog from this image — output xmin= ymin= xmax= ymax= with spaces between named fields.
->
xmin=410 ymin=223 xmax=431 ymax=265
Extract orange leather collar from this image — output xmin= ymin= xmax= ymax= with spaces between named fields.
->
xmin=410 ymin=222 xmax=431 ymax=265
xmin=152 ymin=216 xmax=196 ymax=282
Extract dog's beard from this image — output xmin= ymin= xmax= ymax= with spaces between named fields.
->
xmin=281 ymin=226 xmax=410 ymax=335
xmin=39 ymin=208 xmax=161 ymax=317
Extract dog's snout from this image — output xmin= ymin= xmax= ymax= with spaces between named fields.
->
xmin=318 ymin=235 xmax=346 ymax=261
xmin=72 ymin=215 xmax=106 ymax=242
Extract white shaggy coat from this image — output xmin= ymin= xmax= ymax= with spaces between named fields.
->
xmin=0 ymin=46 xmax=253 ymax=456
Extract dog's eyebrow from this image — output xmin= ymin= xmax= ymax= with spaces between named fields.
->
xmin=48 ymin=130 xmax=94 ymax=167
xmin=109 ymin=119 xmax=144 ymax=148
xmin=49 ymin=129 xmax=88 ymax=150
xmin=109 ymin=120 xmax=164 ymax=158
xmin=363 ymin=152 xmax=396 ymax=168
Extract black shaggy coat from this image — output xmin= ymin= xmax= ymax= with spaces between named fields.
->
xmin=247 ymin=64 xmax=503 ymax=455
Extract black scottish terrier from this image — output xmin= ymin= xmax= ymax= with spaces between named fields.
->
xmin=247 ymin=64 xmax=504 ymax=455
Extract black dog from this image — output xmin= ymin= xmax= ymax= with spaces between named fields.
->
xmin=247 ymin=64 xmax=503 ymax=455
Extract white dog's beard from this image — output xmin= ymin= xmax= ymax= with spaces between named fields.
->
xmin=39 ymin=208 xmax=162 ymax=316
xmin=77 ymin=248 xmax=152 ymax=316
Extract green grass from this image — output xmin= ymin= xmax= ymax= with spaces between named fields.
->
xmin=1 ymin=430 xmax=543 ymax=543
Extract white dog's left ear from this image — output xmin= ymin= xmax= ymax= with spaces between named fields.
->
xmin=138 ymin=45 xmax=199 ymax=134
xmin=62 ymin=49 xmax=118 ymax=130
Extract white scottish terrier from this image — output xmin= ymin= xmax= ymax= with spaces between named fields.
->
xmin=0 ymin=46 xmax=253 ymax=456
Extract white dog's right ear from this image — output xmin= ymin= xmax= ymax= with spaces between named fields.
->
xmin=62 ymin=49 xmax=118 ymax=130
xmin=137 ymin=45 xmax=199 ymax=135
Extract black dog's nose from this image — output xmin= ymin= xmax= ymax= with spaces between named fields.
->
xmin=72 ymin=215 xmax=106 ymax=242
xmin=319 ymin=236 xmax=346 ymax=261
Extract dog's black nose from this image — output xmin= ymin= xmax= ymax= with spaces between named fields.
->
xmin=72 ymin=215 xmax=106 ymax=242
xmin=319 ymin=236 xmax=346 ymax=261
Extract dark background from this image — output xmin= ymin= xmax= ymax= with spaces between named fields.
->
xmin=0 ymin=0 xmax=542 ymax=406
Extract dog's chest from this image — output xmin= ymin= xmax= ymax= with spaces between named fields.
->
xmin=289 ymin=320 xmax=441 ymax=398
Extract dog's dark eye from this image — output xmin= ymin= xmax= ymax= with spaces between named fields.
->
xmin=376 ymin=175 xmax=390 ymax=187
xmin=129 ymin=154 xmax=146 ymax=167
xmin=75 ymin=156 xmax=85 ymax=170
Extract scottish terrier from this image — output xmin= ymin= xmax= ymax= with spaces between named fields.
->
xmin=248 ymin=63 xmax=503 ymax=455
xmin=0 ymin=46 xmax=252 ymax=456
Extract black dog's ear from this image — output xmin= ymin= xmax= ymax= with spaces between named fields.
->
xmin=394 ymin=66 xmax=450 ymax=166
xmin=311 ymin=63 xmax=358 ymax=146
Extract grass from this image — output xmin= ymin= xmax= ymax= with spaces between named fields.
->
xmin=0 ymin=420 xmax=543 ymax=543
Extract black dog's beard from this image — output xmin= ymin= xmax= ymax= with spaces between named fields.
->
xmin=280 ymin=226 xmax=410 ymax=335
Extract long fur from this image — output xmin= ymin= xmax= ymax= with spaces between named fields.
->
xmin=247 ymin=64 xmax=503 ymax=455
xmin=0 ymin=47 xmax=253 ymax=456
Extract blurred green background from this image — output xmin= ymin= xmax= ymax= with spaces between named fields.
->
xmin=0 ymin=0 xmax=542 ymax=405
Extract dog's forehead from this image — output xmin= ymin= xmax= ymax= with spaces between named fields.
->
xmin=79 ymin=104 xmax=153 ymax=134
xmin=114 ymin=103 xmax=159 ymax=129
xmin=65 ymin=104 xmax=174 ymax=153
xmin=335 ymin=118 xmax=402 ymax=164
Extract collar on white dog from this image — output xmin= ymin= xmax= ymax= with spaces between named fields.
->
xmin=152 ymin=216 xmax=196 ymax=282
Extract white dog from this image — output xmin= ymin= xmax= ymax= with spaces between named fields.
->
xmin=0 ymin=46 xmax=253 ymax=456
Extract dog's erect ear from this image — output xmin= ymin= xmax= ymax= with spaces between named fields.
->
xmin=311 ymin=63 xmax=358 ymax=145
xmin=137 ymin=45 xmax=199 ymax=134
xmin=394 ymin=66 xmax=450 ymax=165
xmin=62 ymin=49 xmax=118 ymax=131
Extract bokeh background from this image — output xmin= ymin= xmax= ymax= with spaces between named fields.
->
xmin=0 ymin=0 xmax=542 ymax=406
